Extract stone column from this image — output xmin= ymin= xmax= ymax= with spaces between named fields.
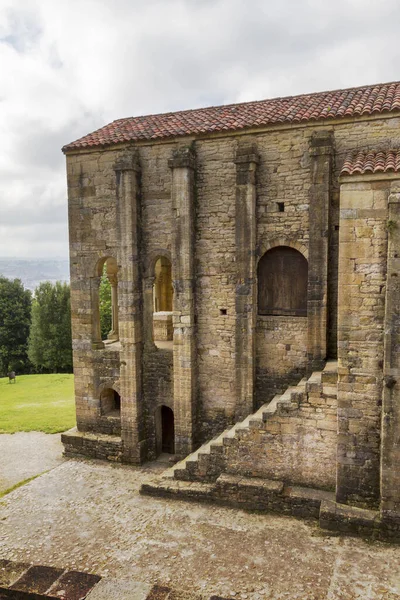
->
xmin=381 ymin=180 xmax=400 ymax=529
xmin=107 ymin=274 xmax=119 ymax=341
xmin=114 ymin=151 xmax=144 ymax=463
xmin=307 ymin=131 xmax=333 ymax=371
xmin=90 ymin=275 xmax=104 ymax=349
xmin=336 ymin=176 xmax=387 ymax=508
xmin=168 ymin=146 xmax=196 ymax=458
xmin=234 ymin=144 xmax=259 ymax=420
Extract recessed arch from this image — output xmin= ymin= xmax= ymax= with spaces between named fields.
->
xmin=144 ymin=249 xmax=172 ymax=279
xmin=94 ymin=255 xmax=118 ymax=278
xmin=258 ymin=246 xmax=308 ymax=316
xmin=258 ymin=237 xmax=309 ymax=261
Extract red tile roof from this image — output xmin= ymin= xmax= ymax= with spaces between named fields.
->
xmin=341 ymin=149 xmax=400 ymax=176
xmin=63 ymin=81 xmax=400 ymax=152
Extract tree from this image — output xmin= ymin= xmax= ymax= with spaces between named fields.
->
xmin=99 ymin=268 xmax=112 ymax=340
xmin=0 ymin=277 xmax=32 ymax=376
xmin=28 ymin=281 xmax=72 ymax=373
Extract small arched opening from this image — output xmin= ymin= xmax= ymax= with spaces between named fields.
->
xmin=100 ymin=388 xmax=121 ymax=417
xmin=258 ymin=246 xmax=308 ymax=316
xmin=155 ymin=405 xmax=175 ymax=455
xmin=153 ymin=256 xmax=173 ymax=345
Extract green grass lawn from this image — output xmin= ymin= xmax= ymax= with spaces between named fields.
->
xmin=0 ymin=374 xmax=75 ymax=434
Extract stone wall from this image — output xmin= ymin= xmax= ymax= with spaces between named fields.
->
xmin=195 ymin=139 xmax=237 ymax=435
xmin=172 ymin=365 xmax=338 ymax=491
xmin=255 ymin=315 xmax=308 ymax=406
xmin=337 ymin=177 xmax=389 ymax=508
xmin=225 ymin=374 xmax=337 ymax=491
xmin=66 ymin=112 xmax=400 ymax=461
xmin=143 ymin=345 xmax=174 ymax=460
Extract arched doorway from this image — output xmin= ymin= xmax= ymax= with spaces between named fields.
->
xmin=155 ymin=405 xmax=175 ymax=455
xmin=258 ymin=246 xmax=308 ymax=316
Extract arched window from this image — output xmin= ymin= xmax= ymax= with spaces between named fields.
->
xmin=93 ymin=256 xmax=119 ymax=346
xmin=153 ymin=257 xmax=173 ymax=312
xmin=258 ymin=247 xmax=308 ymax=316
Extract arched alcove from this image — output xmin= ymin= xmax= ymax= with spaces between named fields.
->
xmin=100 ymin=388 xmax=121 ymax=416
xmin=258 ymin=246 xmax=308 ymax=316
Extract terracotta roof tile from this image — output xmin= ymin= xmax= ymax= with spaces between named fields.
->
xmin=63 ymin=81 xmax=400 ymax=152
xmin=341 ymin=149 xmax=400 ymax=175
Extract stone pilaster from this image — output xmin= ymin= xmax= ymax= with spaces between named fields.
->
xmin=169 ymin=146 xmax=197 ymax=457
xmin=381 ymin=181 xmax=400 ymax=528
xmin=114 ymin=151 xmax=144 ymax=463
xmin=336 ymin=176 xmax=388 ymax=507
xmin=234 ymin=144 xmax=259 ymax=420
xmin=308 ymin=131 xmax=334 ymax=371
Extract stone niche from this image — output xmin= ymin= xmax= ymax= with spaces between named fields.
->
xmin=153 ymin=311 xmax=173 ymax=341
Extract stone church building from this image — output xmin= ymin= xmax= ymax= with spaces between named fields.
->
xmin=62 ymin=81 xmax=400 ymax=537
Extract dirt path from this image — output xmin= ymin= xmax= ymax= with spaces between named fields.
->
xmin=0 ymin=431 xmax=64 ymax=493
xmin=0 ymin=458 xmax=399 ymax=599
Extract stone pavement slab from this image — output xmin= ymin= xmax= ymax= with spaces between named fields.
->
xmin=85 ymin=578 xmax=152 ymax=600
xmin=0 ymin=459 xmax=399 ymax=599
xmin=47 ymin=570 xmax=101 ymax=599
xmin=0 ymin=432 xmax=64 ymax=493
xmin=9 ymin=565 xmax=64 ymax=594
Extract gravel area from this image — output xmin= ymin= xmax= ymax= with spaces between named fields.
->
xmin=0 ymin=458 xmax=399 ymax=599
xmin=0 ymin=432 xmax=64 ymax=493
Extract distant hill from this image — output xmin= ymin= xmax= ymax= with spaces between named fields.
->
xmin=0 ymin=258 xmax=70 ymax=292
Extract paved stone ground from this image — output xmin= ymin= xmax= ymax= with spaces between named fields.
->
xmin=0 ymin=432 xmax=64 ymax=493
xmin=0 ymin=459 xmax=399 ymax=600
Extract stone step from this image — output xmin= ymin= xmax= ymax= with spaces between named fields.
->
xmin=141 ymin=472 xmax=335 ymax=521
xmin=321 ymin=360 xmax=338 ymax=385
xmin=164 ymin=429 xmax=230 ymax=480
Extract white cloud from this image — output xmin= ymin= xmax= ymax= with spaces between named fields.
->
xmin=0 ymin=0 xmax=400 ymax=257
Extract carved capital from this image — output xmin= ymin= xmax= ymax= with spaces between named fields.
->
xmin=234 ymin=143 xmax=260 ymax=166
xmin=113 ymin=150 xmax=141 ymax=173
xmin=168 ymin=145 xmax=196 ymax=170
xmin=143 ymin=276 xmax=156 ymax=291
xmin=388 ymin=192 xmax=400 ymax=205
xmin=389 ymin=181 xmax=400 ymax=203
xmin=309 ymin=130 xmax=334 ymax=155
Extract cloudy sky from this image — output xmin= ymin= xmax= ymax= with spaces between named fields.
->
xmin=0 ymin=0 xmax=399 ymax=259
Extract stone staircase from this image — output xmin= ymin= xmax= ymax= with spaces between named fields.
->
xmin=141 ymin=361 xmax=341 ymax=522
xmin=162 ymin=360 xmax=338 ymax=486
